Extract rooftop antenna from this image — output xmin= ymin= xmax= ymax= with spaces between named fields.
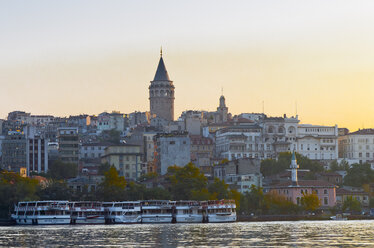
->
xmin=262 ymin=101 xmax=265 ymax=114
xmin=295 ymin=101 xmax=298 ymax=116
xmin=221 ymin=87 xmax=223 ymax=96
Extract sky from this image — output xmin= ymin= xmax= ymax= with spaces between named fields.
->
xmin=1 ymin=0 xmax=374 ymax=131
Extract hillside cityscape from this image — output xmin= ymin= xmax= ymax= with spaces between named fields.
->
xmin=1 ymin=52 xmax=373 ymax=218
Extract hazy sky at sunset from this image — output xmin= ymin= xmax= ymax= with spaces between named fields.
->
xmin=1 ymin=1 xmax=374 ymax=131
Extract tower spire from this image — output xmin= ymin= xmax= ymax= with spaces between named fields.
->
xmin=160 ymin=46 xmax=163 ymax=57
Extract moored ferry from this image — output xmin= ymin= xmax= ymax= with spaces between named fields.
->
xmin=70 ymin=201 xmax=105 ymax=224
xmin=11 ymin=201 xmax=70 ymax=225
xmin=104 ymin=201 xmax=142 ymax=224
xmin=203 ymin=199 xmax=237 ymax=223
xmin=175 ymin=200 xmax=203 ymax=223
xmin=141 ymin=200 xmax=174 ymax=223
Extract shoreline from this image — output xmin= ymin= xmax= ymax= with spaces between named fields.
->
xmin=238 ymin=215 xmax=374 ymax=222
xmin=2 ymin=216 xmax=374 ymax=226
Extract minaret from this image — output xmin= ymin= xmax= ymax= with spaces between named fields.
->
xmin=149 ymin=49 xmax=175 ymax=121
xmin=290 ymin=151 xmax=299 ymax=186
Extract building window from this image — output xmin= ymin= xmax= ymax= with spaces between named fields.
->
xmin=324 ymin=189 xmax=328 ymax=194
xmin=170 ymin=141 xmax=175 ymax=145
xmin=324 ymin=197 xmax=328 ymax=205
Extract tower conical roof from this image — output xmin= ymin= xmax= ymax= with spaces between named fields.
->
xmin=153 ymin=56 xmax=171 ymax=81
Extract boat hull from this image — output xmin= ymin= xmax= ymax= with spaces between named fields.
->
xmin=14 ymin=216 xmax=71 ymax=225
xmin=176 ymin=214 xmax=203 ymax=223
xmin=74 ymin=217 xmax=106 ymax=224
xmin=108 ymin=215 xmax=142 ymax=224
xmin=207 ymin=214 xmax=236 ymax=223
xmin=141 ymin=215 xmax=172 ymax=223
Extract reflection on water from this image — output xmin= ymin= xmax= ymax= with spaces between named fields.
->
xmin=1 ymin=221 xmax=374 ymax=247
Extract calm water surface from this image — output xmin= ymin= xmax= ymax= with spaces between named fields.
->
xmin=1 ymin=220 xmax=374 ymax=247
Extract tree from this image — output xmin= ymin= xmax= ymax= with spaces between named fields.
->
xmin=138 ymin=172 xmax=158 ymax=182
xmin=38 ymin=180 xmax=73 ymax=201
xmin=300 ymin=192 xmax=321 ymax=212
xmin=191 ymin=188 xmax=211 ymax=201
xmin=167 ymin=163 xmax=208 ymax=200
xmin=239 ymin=185 xmax=264 ymax=215
xmin=208 ymin=178 xmax=229 ymax=200
xmin=96 ymin=166 xmax=127 ymax=201
xmin=0 ymin=171 xmax=39 ymax=217
xmin=263 ymin=191 xmax=300 ymax=215
xmin=342 ymin=196 xmax=361 ymax=212
xmin=98 ymin=163 xmax=111 ymax=175
xmin=344 ymin=163 xmax=374 ymax=187
xmin=144 ymin=187 xmax=171 ymax=200
xmin=48 ymin=160 xmax=78 ymax=180
xmin=329 ymin=160 xmax=340 ymax=172
xmin=261 ymin=152 xmax=324 ymax=177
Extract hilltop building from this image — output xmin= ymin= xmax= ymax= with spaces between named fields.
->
xmin=154 ymin=132 xmax=190 ymax=175
xmin=58 ymin=127 xmax=79 ymax=164
xmin=101 ymin=144 xmax=143 ymax=181
xmin=149 ymin=50 xmax=175 ymax=122
xmin=338 ymin=128 xmax=374 ymax=164
xmin=1 ymin=133 xmax=26 ymax=173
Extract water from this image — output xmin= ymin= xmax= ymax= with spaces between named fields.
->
xmin=1 ymin=221 xmax=374 ymax=247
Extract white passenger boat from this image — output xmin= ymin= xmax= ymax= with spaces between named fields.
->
xmin=70 ymin=201 xmax=105 ymax=224
xmin=104 ymin=201 xmax=142 ymax=224
xmin=203 ymin=199 xmax=237 ymax=223
xmin=175 ymin=200 xmax=203 ymax=223
xmin=11 ymin=201 xmax=71 ymax=225
xmin=141 ymin=200 xmax=174 ymax=223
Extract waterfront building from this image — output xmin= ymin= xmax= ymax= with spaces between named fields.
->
xmin=149 ymin=50 xmax=175 ymax=122
xmin=336 ymin=187 xmax=369 ymax=209
xmin=264 ymin=152 xmax=336 ymax=208
xmin=338 ymin=129 xmax=374 ymax=164
xmin=154 ymin=132 xmax=191 ymax=175
xmin=101 ymin=144 xmax=143 ymax=180
xmin=57 ymin=127 xmax=79 ymax=164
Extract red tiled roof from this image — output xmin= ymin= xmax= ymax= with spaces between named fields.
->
xmin=272 ymin=180 xmax=336 ymax=188
xmin=349 ymin=129 xmax=374 ymax=135
xmin=317 ymin=171 xmax=342 ymax=177
xmin=336 ymin=188 xmax=368 ymax=195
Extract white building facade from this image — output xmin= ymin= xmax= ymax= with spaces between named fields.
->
xmin=215 ymin=115 xmax=338 ymax=161
xmin=338 ymin=129 xmax=374 ymax=164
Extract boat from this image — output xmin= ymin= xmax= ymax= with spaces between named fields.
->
xmin=11 ymin=201 xmax=71 ymax=225
xmin=175 ymin=200 xmax=203 ymax=223
xmin=11 ymin=199 xmax=237 ymax=225
xmin=141 ymin=200 xmax=174 ymax=223
xmin=203 ymin=199 xmax=237 ymax=223
xmin=104 ymin=201 xmax=142 ymax=224
xmin=70 ymin=201 xmax=105 ymax=224
xmin=330 ymin=214 xmax=347 ymax=221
